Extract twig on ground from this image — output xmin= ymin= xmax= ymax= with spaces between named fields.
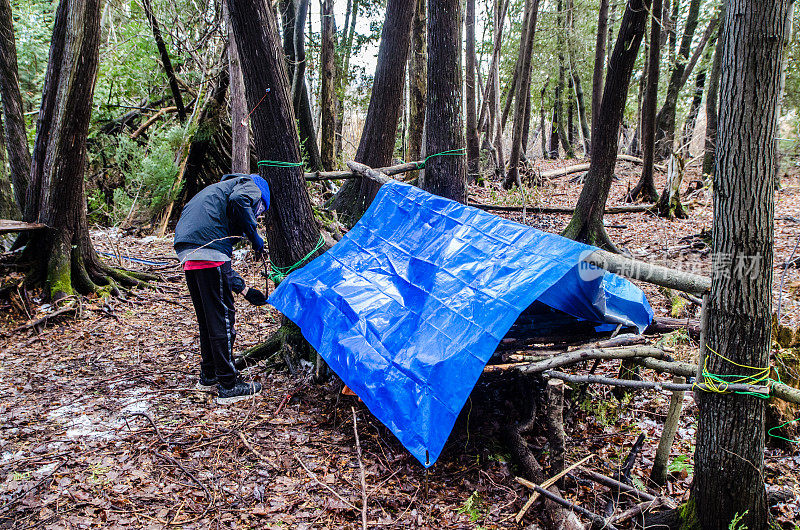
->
xmin=126 ymin=411 xmax=194 ymax=446
xmin=294 ymin=454 xmax=358 ymax=511
xmin=352 ymin=406 xmax=369 ymax=530
xmin=152 ymin=450 xmax=213 ymax=517
xmin=515 ymin=455 xmax=594 ymax=522
xmin=237 ymin=432 xmax=278 ymax=470
xmin=0 ymin=460 xmax=67 ymax=516
xmin=528 ymin=484 xmax=618 ymax=530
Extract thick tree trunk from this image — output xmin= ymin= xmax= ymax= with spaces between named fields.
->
xmin=407 ymin=0 xmax=426 ymax=168
xmin=335 ymin=0 xmax=360 ymax=158
xmin=25 ymin=0 xmax=144 ymax=298
xmin=591 ymin=0 xmax=610 ymax=144
xmin=680 ymin=50 xmax=710 ymax=159
xmin=691 ymin=2 xmax=789 ymax=528
xmin=504 ymin=0 xmax=540 ymax=189
xmin=291 ymin=0 xmax=323 ymax=171
xmin=628 ymin=0 xmax=662 ymax=202
xmin=226 ymin=0 xmax=322 ymax=271
xmin=465 ymin=0 xmax=480 ymax=182
xmin=653 ymin=0 xmax=701 ymax=160
xmin=226 ymin=4 xmax=249 ymax=174
xmin=330 ymin=0 xmax=417 ymax=223
xmin=142 ymin=0 xmax=186 ymax=122
xmin=500 ymin=0 xmax=532 ymax=131
xmin=0 ymin=0 xmax=31 ymax=213
xmin=0 ymin=111 xmax=21 ymax=222
xmin=570 ymin=67 xmax=590 ymax=154
xmin=279 ymin=0 xmax=296 ymax=77
xmin=320 ymin=0 xmax=336 ymax=170
xmin=561 ymin=0 xmax=650 ymax=250
xmin=423 ymin=0 xmax=467 ymax=201
xmin=702 ymin=5 xmax=724 ymax=179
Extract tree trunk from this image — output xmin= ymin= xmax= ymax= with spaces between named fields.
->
xmin=567 ymin=77 xmax=575 ymax=149
xmin=291 ymin=0 xmax=323 ymax=171
xmin=548 ymin=87 xmax=560 ymax=159
xmin=561 ymin=0 xmax=650 ymax=250
xmin=654 ymin=153 xmax=686 ymax=219
xmin=0 ymin=0 xmax=31 ymax=213
xmin=702 ymin=5 xmax=724 ymax=179
xmin=423 ymin=0 xmax=467 ymax=201
xmin=653 ymin=0 xmax=701 ymax=160
xmin=775 ymin=0 xmax=794 ymax=188
xmin=141 ymin=0 xmax=186 ymax=122
xmin=692 ymin=2 xmax=789 ymax=528
xmin=226 ymin=0 xmax=322 ymax=271
xmin=628 ymin=0 xmax=662 ymax=202
xmin=226 ymin=3 xmax=249 ymax=174
xmin=407 ymin=0 xmax=426 ymax=169
xmin=330 ymin=0 xmax=417 ymax=223
xmin=680 ymin=48 xmax=710 ymax=159
xmin=540 ymin=79 xmax=549 ymax=157
xmin=280 ymin=0 xmax=296 ymax=78
xmin=335 ymin=0 xmax=360 ymax=158
xmin=320 ymin=0 xmax=336 ymax=170
xmin=25 ymin=0 xmax=146 ymax=298
xmin=465 ymin=0 xmax=480 ymax=182
xmin=0 ymin=110 xmax=21 ymax=222
xmin=504 ymin=0 xmax=540 ymax=189
xmin=500 ymin=0 xmax=531 ymax=131
xmin=666 ymin=0 xmax=678 ymax=65
xmin=591 ymin=0 xmax=610 ymax=144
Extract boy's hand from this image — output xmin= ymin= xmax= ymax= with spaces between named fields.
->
xmin=244 ymin=287 xmax=268 ymax=306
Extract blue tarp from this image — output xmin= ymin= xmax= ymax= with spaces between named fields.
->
xmin=269 ymin=181 xmax=653 ymax=467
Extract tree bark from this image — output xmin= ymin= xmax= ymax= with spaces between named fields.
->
xmin=680 ymin=47 xmax=711 ymax=160
xmin=653 ymin=0 xmax=701 ymax=160
xmin=628 ymin=0 xmax=662 ymax=202
xmin=407 ymin=0 xmax=426 ymax=169
xmin=465 ymin=0 xmax=480 ymax=182
xmin=226 ymin=0 xmax=322 ymax=271
xmin=591 ymin=0 xmax=610 ymax=144
xmin=320 ymin=0 xmax=336 ymax=170
xmin=141 ymin=0 xmax=186 ymax=122
xmin=0 ymin=110 xmax=21 ymax=222
xmin=226 ymin=3 xmax=249 ymax=174
xmin=702 ymin=6 xmax=724 ymax=178
xmin=561 ymin=0 xmax=650 ymax=249
xmin=291 ymin=0 xmax=323 ymax=171
xmin=504 ymin=0 xmax=540 ymax=189
xmin=279 ymin=0 xmax=296 ymax=78
xmin=330 ymin=0 xmax=417 ymax=223
xmin=0 ymin=0 xmax=31 ymax=213
xmin=335 ymin=0 xmax=360 ymax=158
xmin=24 ymin=0 xmax=146 ymax=298
xmin=423 ymin=0 xmax=467 ymax=201
xmin=691 ymin=2 xmax=789 ymax=528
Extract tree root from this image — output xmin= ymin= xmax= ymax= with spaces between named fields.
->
xmin=237 ymin=320 xmax=326 ymax=379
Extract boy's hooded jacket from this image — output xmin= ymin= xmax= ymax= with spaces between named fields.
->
xmin=174 ymin=174 xmax=270 ymax=263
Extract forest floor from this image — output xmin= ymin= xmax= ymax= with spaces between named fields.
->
xmin=1 ymin=158 xmax=799 ymax=529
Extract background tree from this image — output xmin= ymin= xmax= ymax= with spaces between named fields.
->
xmin=0 ymin=0 xmax=31 ymax=213
xmin=225 ymin=4 xmax=249 ymax=174
xmin=407 ymin=0 xmax=426 ymax=170
xmin=423 ymin=0 xmax=467 ymax=201
xmin=561 ymin=0 xmax=650 ymax=249
xmin=628 ymin=0 xmax=662 ymax=202
xmin=590 ymin=0 xmax=610 ymax=145
xmin=330 ymin=0 xmax=417 ymax=223
xmin=226 ymin=0 xmax=321 ymax=271
xmin=141 ymin=0 xmax=186 ymax=122
xmin=465 ymin=0 xmax=479 ymax=182
xmin=702 ymin=6 xmax=724 ymax=179
xmin=319 ymin=0 xmax=336 ymax=170
xmin=691 ymin=1 xmax=790 ymax=527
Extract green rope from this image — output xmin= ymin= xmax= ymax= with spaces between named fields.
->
xmin=768 ymin=418 xmax=800 ymax=444
xmin=415 ymin=148 xmax=467 ymax=169
xmin=267 ymin=235 xmax=325 ymax=283
xmin=257 ymin=160 xmax=303 ymax=168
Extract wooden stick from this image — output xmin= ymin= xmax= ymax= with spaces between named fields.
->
xmin=352 ymin=407 xmax=368 ymax=530
xmin=609 ymin=497 xmax=667 ymax=524
xmin=514 ymin=455 xmax=593 ymax=522
xmin=527 ymin=484 xmax=618 ymax=530
xmin=575 ymin=466 xmax=657 ymax=503
xmin=305 ymin=160 xmax=423 ymax=182
xmin=518 ymin=345 xmax=667 ymax=374
xmin=295 ymin=454 xmax=358 ymax=510
xmin=129 ymin=106 xmax=178 ymax=139
xmin=650 ymin=376 xmax=686 ymax=485
xmin=468 ymin=202 xmax=653 ymax=214
xmin=347 ymin=161 xmax=391 ymax=185
xmin=0 ymin=220 xmax=47 ymax=234
xmin=584 ymin=249 xmax=711 ymax=295
xmin=543 ymin=370 xmax=770 ymax=395
xmin=238 ymin=432 xmax=278 ymax=470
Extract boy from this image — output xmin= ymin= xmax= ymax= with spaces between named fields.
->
xmin=174 ymin=173 xmax=270 ymax=404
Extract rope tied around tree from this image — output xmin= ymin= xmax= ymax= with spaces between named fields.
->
xmin=266 ymin=235 xmax=325 ymax=284
xmin=415 ymin=148 xmax=467 ymax=169
xmin=696 ymin=345 xmax=799 ymax=443
xmin=257 ymin=160 xmax=304 ymax=169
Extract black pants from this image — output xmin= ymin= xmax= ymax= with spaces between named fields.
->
xmin=185 ymin=263 xmax=238 ymax=387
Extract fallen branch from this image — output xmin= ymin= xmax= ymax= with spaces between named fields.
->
xmin=238 ymin=432 xmax=278 ymax=470
xmin=352 ymin=407 xmax=368 ymax=530
xmin=575 ymin=467 xmax=657 ymax=503
xmin=518 ymin=345 xmax=667 ymax=374
xmin=12 ymin=305 xmax=78 ymax=333
xmin=0 ymin=220 xmax=47 ymax=234
xmin=468 ymin=202 xmax=653 ymax=214
xmin=515 ymin=455 xmax=594 ymax=522
xmin=584 ymin=249 xmax=712 ymax=295
xmin=152 ymin=450 xmax=212 ymax=514
xmin=645 ymin=316 xmax=701 ymax=339
xmin=543 ymin=370 xmax=770 ymax=395
xmin=347 ymin=161 xmax=391 ymax=185
xmin=609 ymin=497 xmax=668 ymax=525
xmin=305 ymin=160 xmax=423 ymax=182
xmin=295 ymin=454 xmax=358 ymax=511
xmin=129 ymin=106 xmax=178 ymax=139
xmin=528 ymin=484 xmax=618 ymax=530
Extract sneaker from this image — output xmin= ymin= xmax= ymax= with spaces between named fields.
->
xmin=216 ymin=380 xmax=262 ymax=405
xmin=195 ymin=373 xmax=219 ymax=391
